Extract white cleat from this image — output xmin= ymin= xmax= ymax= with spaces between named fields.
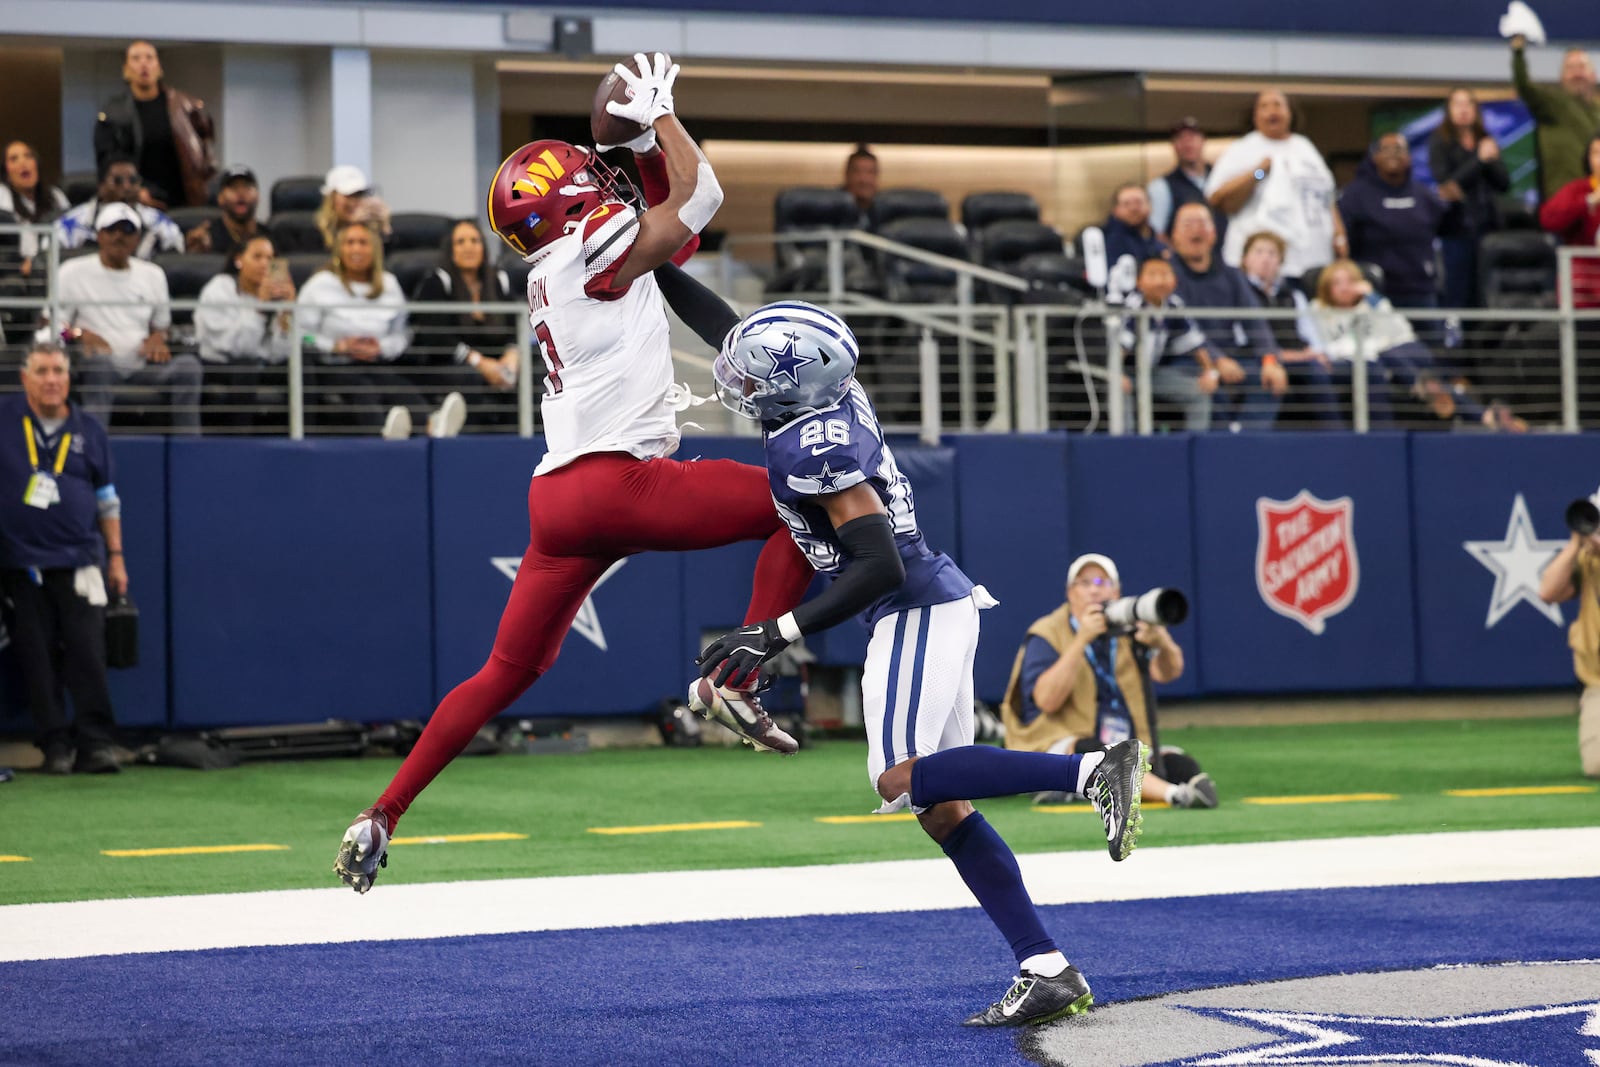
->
xmin=687 ymin=678 xmax=799 ymax=755
xmin=333 ymin=806 xmax=391 ymax=893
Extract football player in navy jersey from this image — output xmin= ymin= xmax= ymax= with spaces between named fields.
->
xmin=657 ymin=265 xmax=1150 ymax=1028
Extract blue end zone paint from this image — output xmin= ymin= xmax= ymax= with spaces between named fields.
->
xmin=3 ymin=878 xmax=1597 ymax=1066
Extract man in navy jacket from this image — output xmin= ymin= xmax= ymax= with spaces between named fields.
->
xmin=1339 ymin=133 xmax=1461 ymax=310
xmin=0 ymin=342 xmax=126 ymax=774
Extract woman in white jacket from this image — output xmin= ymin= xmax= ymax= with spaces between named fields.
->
xmin=1312 ymin=260 xmax=1521 ymax=431
xmin=195 ymin=234 xmax=295 ymax=429
xmin=296 ymin=221 xmax=462 ymax=437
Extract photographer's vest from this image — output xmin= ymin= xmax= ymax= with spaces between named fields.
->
xmin=1000 ymin=604 xmax=1152 ymax=752
xmin=1572 ymin=551 xmax=1600 ymax=688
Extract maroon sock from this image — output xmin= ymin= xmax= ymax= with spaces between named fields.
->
xmin=375 ymin=654 xmax=543 ymax=829
xmin=744 ymin=529 xmax=814 ymax=625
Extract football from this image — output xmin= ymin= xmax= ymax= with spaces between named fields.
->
xmin=590 ymin=54 xmax=655 ymax=148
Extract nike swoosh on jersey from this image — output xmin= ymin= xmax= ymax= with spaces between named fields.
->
xmin=809 ymin=444 xmax=839 ymax=455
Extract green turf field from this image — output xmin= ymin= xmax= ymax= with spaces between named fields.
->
xmin=1 ymin=717 xmax=1595 ymax=906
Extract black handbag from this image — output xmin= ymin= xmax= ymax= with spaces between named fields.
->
xmin=105 ymin=593 xmax=139 ymax=669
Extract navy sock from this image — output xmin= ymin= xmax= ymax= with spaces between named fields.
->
xmin=911 ymin=746 xmax=1082 ymax=808
xmin=940 ymin=812 xmax=1054 ymax=964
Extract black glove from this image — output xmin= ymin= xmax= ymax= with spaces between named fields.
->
xmin=696 ymin=619 xmax=790 ymax=689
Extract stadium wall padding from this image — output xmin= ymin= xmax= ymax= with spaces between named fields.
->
xmin=0 ymin=432 xmax=1589 ymax=732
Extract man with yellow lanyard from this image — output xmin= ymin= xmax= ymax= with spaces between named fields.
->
xmin=0 ymin=341 xmax=125 ymax=775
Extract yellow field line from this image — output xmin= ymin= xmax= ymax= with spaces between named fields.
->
xmin=815 ymin=813 xmax=919 ymax=824
xmin=390 ymin=832 xmax=529 ymax=846
xmin=1244 ymin=793 xmax=1399 ymax=806
xmin=0 ymin=855 xmax=31 ymax=863
xmin=588 ymin=820 xmax=760 ymax=836
xmin=1445 ymin=785 xmax=1598 ymax=798
xmin=101 ymin=844 xmax=290 ymax=858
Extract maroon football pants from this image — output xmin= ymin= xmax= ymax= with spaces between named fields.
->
xmin=375 ymin=451 xmax=812 ymax=824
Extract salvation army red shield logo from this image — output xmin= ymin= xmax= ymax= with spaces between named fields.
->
xmin=1255 ymin=490 xmax=1359 ymax=635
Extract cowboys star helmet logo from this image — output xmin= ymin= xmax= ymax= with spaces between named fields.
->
xmin=760 ymin=332 xmax=818 ymax=389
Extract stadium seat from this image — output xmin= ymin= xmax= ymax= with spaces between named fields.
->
xmin=282 ymin=251 xmax=330 ymax=288
xmin=270 ymin=176 xmax=324 ymax=215
xmin=875 ymin=216 xmax=968 ymax=303
xmin=1298 ymin=261 xmax=1387 ymax=299
xmin=387 ymin=212 xmax=455 ymax=253
xmin=970 ymin=219 xmax=1064 ymax=303
xmin=168 ymin=206 xmax=224 ymax=233
xmin=960 ymin=191 xmax=1040 ymax=233
xmin=1496 ymin=195 xmax=1539 ymax=231
xmin=61 ymin=171 xmax=98 ymax=206
xmin=155 ymin=252 xmax=226 ymax=328
xmin=385 ymin=249 xmax=438 ymax=297
xmin=1015 ymin=251 xmax=1092 ymax=303
xmin=498 ymin=250 xmax=534 ymax=298
xmin=267 ymin=212 xmax=325 ymax=255
xmin=1478 ymin=230 xmax=1557 ymax=309
xmin=767 ymin=187 xmax=873 ymax=296
xmin=870 ymin=188 xmax=950 ymax=231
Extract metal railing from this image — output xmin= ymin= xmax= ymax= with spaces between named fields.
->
xmin=3 ymin=223 xmax=1595 ymax=437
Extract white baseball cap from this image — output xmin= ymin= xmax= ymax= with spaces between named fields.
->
xmin=93 ymin=201 xmax=143 ymax=231
xmin=321 ymin=165 xmax=371 ymax=197
xmin=1067 ymin=553 xmax=1119 ymax=587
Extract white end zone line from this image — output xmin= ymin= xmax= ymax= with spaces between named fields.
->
xmin=3 ymin=828 xmax=1598 ymax=963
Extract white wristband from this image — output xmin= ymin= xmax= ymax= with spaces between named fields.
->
xmin=776 ymin=612 xmax=803 ymax=643
xmin=676 ymin=161 xmax=724 ymax=235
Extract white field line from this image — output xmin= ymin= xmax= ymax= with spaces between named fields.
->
xmin=2 ymin=828 xmax=1597 ymax=963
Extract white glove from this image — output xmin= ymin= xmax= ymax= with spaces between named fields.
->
xmin=1499 ymin=1 xmax=1546 ymax=45
xmin=605 ymin=51 xmax=678 ymax=129
xmin=596 ymin=126 xmax=658 ymax=155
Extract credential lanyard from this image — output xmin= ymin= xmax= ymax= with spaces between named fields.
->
xmin=23 ymin=417 xmax=70 ymax=475
xmin=1069 ymin=616 xmax=1125 ymax=714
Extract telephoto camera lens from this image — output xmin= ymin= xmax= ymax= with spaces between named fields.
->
xmin=1566 ymin=499 xmax=1600 ymax=538
xmin=1102 ymin=588 xmax=1189 ymax=631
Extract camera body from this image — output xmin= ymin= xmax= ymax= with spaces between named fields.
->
xmin=1101 ymin=588 xmax=1189 ymax=634
xmin=1567 ymin=498 xmax=1600 ymax=538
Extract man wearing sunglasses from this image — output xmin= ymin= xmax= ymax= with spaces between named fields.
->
xmin=54 ymin=155 xmax=183 ymax=261
xmin=1000 ymin=552 xmax=1219 ymax=809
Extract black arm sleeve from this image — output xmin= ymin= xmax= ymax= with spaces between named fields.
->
xmin=653 ymin=261 xmax=741 ymax=351
xmin=790 ymin=513 xmax=906 ymax=636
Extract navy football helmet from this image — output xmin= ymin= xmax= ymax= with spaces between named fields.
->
xmin=713 ymin=301 xmax=860 ymax=422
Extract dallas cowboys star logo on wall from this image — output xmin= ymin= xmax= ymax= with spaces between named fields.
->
xmin=761 ymin=332 xmax=817 ymax=389
xmin=1462 ymin=494 xmax=1567 ymax=629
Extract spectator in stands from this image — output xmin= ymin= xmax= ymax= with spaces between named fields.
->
xmin=1206 ymin=89 xmax=1347 ymax=283
xmin=1537 ymin=505 xmax=1600 ymax=778
xmin=1240 ymin=231 xmax=1342 ymax=427
xmin=999 ymin=553 xmax=1216 ymax=810
xmin=0 ymin=140 xmax=70 ymax=278
xmin=93 ymin=39 xmax=217 ymax=209
xmin=1169 ymin=202 xmax=1286 ymax=430
xmin=1429 ymin=89 xmax=1511 ymax=309
xmin=1118 ymin=255 xmax=1222 ymax=431
xmin=1510 ymin=35 xmax=1600 ymax=201
xmin=1539 ymin=133 xmax=1600 ymax=309
xmin=184 ymin=164 xmax=262 ymax=254
xmin=1312 ymin=259 xmax=1522 ymax=431
xmin=1340 ymin=132 xmax=1459 ymax=313
xmin=408 ymin=219 xmax=519 ymax=427
xmin=842 ymin=144 xmax=878 ymax=229
xmin=1147 ymin=116 xmax=1224 ymax=242
xmin=0 ymin=341 xmax=126 ymax=775
xmin=1101 ymin=182 xmax=1168 ymax=300
xmin=314 ymin=165 xmax=390 ymax=252
xmin=196 ymin=234 xmax=294 ymax=427
xmin=56 ymin=203 xmax=202 ymax=434
xmin=55 ymin=155 xmax=183 ymax=261
xmin=298 ymin=220 xmax=461 ymax=438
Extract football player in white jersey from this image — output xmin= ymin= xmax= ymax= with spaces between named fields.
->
xmin=648 ymin=265 xmax=1150 ymax=1027
xmin=335 ymin=53 xmax=815 ymax=894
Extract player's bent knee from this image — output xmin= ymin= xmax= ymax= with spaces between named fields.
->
xmin=875 ymin=758 xmax=916 ymax=802
xmin=916 ymin=799 xmax=972 ymax=843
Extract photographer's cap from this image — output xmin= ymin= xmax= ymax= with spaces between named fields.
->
xmin=1068 ymin=553 xmax=1119 ymax=586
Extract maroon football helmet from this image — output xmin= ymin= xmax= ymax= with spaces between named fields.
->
xmin=485 ymin=139 xmax=632 ymax=257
